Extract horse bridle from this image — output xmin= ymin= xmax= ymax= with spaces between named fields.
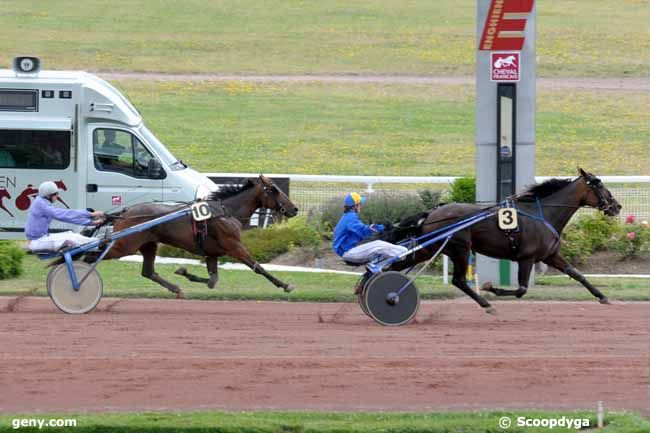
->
xmin=261 ymin=183 xmax=290 ymax=216
xmin=584 ymin=176 xmax=613 ymax=212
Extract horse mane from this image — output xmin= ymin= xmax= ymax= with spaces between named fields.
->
xmin=518 ymin=178 xmax=573 ymax=201
xmin=208 ymin=178 xmax=256 ymax=200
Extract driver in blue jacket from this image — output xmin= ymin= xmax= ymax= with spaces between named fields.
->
xmin=333 ymin=192 xmax=408 ymax=264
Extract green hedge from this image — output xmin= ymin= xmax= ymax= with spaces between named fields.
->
xmin=159 ymin=217 xmax=321 ymax=263
xmin=560 ymin=213 xmax=650 ymax=264
xmin=0 ymin=241 xmax=25 ymax=280
xmin=232 ymin=216 xmax=321 ymax=263
xmin=448 ymin=177 xmax=476 ymax=203
xmin=317 ymin=190 xmax=441 ymax=236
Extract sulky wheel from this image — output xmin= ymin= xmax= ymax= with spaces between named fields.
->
xmin=48 ymin=262 xmax=103 ymax=314
xmin=357 ymin=273 xmax=372 ymax=318
xmin=363 ymin=271 xmax=419 ymax=326
xmin=46 ymin=265 xmax=56 ymax=288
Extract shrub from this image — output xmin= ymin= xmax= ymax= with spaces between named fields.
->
xmin=572 ymin=213 xmax=618 ymax=251
xmin=358 ymin=191 xmax=429 ymax=224
xmin=0 ymin=241 xmax=25 ymax=280
xmin=316 ymin=196 xmax=346 ymax=239
xmin=157 ymin=244 xmax=203 ymax=261
xmin=561 ymin=213 xmax=624 ymax=264
xmin=317 ymin=190 xmax=438 ymax=232
xmin=226 ymin=216 xmax=321 ymax=263
xmin=610 ymin=215 xmax=650 ymax=259
xmin=448 ymin=177 xmax=476 ymax=203
xmin=158 ymin=217 xmax=321 ymax=263
xmin=560 ymin=226 xmax=593 ymax=264
xmin=418 ymin=189 xmax=443 ymax=209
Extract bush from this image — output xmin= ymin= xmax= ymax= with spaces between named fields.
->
xmin=448 ymin=177 xmax=475 ymax=203
xmin=0 ymin=241 xmax=25 ymax=279
xmin=317 ymin=190 xmax=440 ymax=233
xmin=158 ymin=217 xmax=322 ymax=263
xmin=358 ymin=191 xmax=430 ymax=224
xmin=560 ymin=226 xmax=594 ymax=264
xmin=610 ymin=215 xmax=650 ymax=259
xmin=418 ymin=189 xmax=443 ymax=209
xmin=560 ymin=213 xmax=623 ymax=264
xmin=157 ymin=244 xmax=203 ymax=261
xmin=226 ymin=216 xmax=321 ymax=263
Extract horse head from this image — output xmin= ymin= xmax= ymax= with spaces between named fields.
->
xmin=377 ymin=211 xmax=429 ymax=243
xmin=256 ymin=175 xmax=299 ymax=218
xmin=577 ymin=168 xmax=621 ymax=217
xmin=0 ymin=188 xmax=10 ymax=200
xmin=55 ymin=180 xmax=68 ymax=191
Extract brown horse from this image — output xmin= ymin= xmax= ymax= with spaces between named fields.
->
xmin=86 ymin=175 xmax=298 ymax=298
xmin=379 ymin=168 xmax=621 ymax=313
xmin=174 ymin=175 xmax=299 ymax=286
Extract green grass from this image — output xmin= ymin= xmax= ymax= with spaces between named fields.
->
xmin=1 ymin=256 xmax=648 ymax=302
xmin=0 ymin=410 xmax=648 ymax=433
xmin=1 ymin=1 xmax=648 ymax=77
xmin=115 ymin=80 xmax=650 ymax=176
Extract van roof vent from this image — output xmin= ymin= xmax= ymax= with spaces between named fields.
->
xmin=13 ymin=56 xmax=41 ymax=75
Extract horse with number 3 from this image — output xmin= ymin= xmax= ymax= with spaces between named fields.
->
xmin=379 ymin=168 xmax=621 ymax=314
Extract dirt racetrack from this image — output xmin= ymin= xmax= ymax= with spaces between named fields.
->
xmin=0 ymin=297 xmax=648 ymax=414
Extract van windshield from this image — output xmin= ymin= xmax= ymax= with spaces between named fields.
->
xmin=139 ymin=126 xmax=186 ymax=171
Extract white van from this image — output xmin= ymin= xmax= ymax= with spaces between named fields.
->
xmin=0 ymin=57 xmax=216 ymax=240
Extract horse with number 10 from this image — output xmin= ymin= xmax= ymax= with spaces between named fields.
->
xmin=86 ymin=175 xmax=299 ymax=298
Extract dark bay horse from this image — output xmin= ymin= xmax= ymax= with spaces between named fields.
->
xmin=380 ymin=168 xmax=621 ymax=313
xmin=85 ymin=175 xmax=298 ymax=298
xmin=174 ymin=175 xmax=299 ymax=286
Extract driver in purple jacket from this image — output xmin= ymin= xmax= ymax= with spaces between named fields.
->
xmin=25 ymin=181 xmax=105 ymax=252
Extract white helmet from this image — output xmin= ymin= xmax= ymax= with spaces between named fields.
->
xmin=38 ymin=181 xmax=59 ymax=197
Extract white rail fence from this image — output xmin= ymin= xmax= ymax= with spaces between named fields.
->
xmin=206 ymin=173 xmax=650 ymax=222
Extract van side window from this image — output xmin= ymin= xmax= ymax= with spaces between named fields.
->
xmin=0 ymin=130 xmax=70 ymax=169
xmin=93 ymin=129 xmax=164 ymax=179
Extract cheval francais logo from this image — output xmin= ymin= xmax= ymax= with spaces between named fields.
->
xmin=491 ymin=52 xmax=520 ymax=82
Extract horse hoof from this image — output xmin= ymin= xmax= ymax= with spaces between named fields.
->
xmin=484 ymin=306 xmax=497 ymax=315
xmin=283 ymin=284 xmax=294 ymax=293
xmin=174 ymin=267 xmax=188 ymax=276
xmin=176 ymin=291 xmax=185 ymax=299
xmin=481 ymin=282 xmax=494 ymax=292
xmin=599 ymin=297 xmax=610 ymax=305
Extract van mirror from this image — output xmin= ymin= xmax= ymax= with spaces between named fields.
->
xmin=147 ymin=159 xmax=164 ymax=179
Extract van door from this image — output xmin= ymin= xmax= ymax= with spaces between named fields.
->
xmin=86 ymin=126 xmax=165 ymax=213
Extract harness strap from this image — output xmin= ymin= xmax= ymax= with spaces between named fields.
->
xmin=191 ymin=218 xmax=208 ymax=256
xmin=513 ymin=197 xmax=561 ymax=240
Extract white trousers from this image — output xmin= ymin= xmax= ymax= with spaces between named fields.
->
xmin=342 ymin=240 xmax=409 ymax=264
xmin=28 ymin=231 xmax=95 ymax=252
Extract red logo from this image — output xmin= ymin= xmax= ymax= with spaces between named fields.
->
xmin=112 ymin=196 xmax=122 ymax=206
xmin=15 ymin=180 xmax=70 ymax=211
xmin=491 ymin=52 xmax=520 ymax=81
xmin=479 ymin=0 xmax=534 ymax=51
xmin=0 ymin=188 xmax=13 ymax=217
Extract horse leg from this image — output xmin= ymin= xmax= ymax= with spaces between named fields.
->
xmin=140 ymin=242 xmax=185 ymax=299
xmin=206 ymin=256 xmax=219 ymax=289
xmin=543 ymin=253 xmax=609 ymax=304
xmin=228 ymin=243 xmax=293 ymax=293
xmin=448 ymin=250 xmax=495 ymax=313
xmin=174 ymin=257 xmax=219 ymax=288
xmin=481 ymin=259 xmax=533 ymax=298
